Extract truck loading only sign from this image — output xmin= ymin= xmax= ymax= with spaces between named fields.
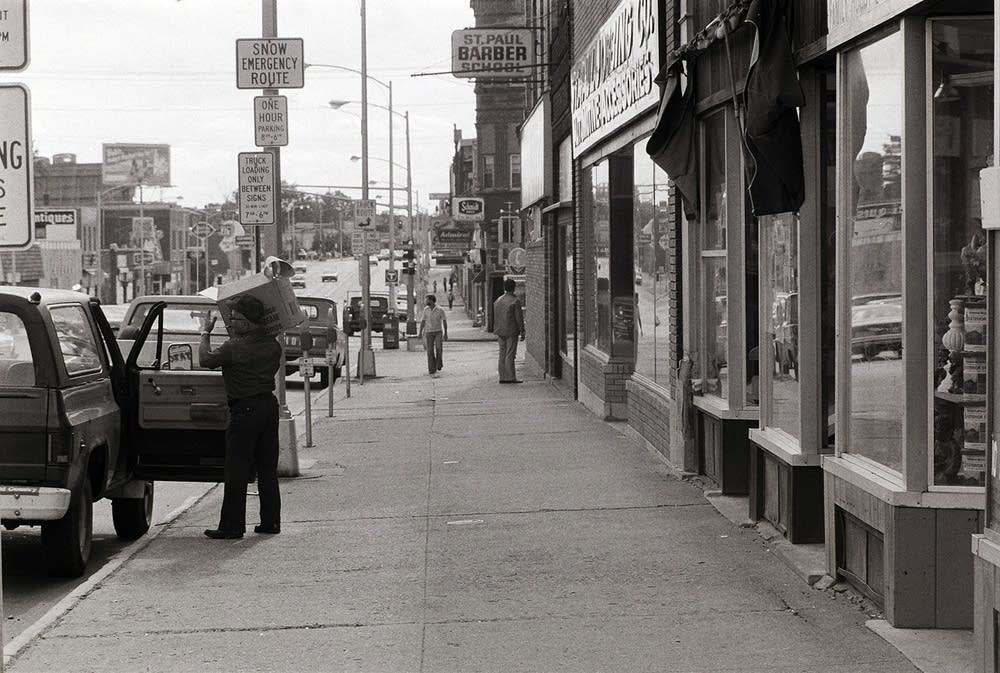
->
xmin=0 ymin=84 xmax=31 ymax=249
xmin=238 ymin=152 xmax=275 ymax=225
xmin=451 ymin=28 xmax=534 ymax=79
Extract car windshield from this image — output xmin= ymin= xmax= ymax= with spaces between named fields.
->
xmin=127 ymin=303 xmax=228 ymax=335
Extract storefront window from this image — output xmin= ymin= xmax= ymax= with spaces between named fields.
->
xmin=560 ymin=222 xmax=575 ymax=357
xmin=844 ymin=32 xmax=904 ymax=473
xmin=761 ymin=213 xmax=799 ymax=438
xmin=633 ymin=140 xmax=671 ymax=385
xmin=702 ymin=111 xmax=728 ymax=399
xmin=930 ymin=17 xmax=994 ymax=488
xmin=589 ymin=161 xmax=612 ymax=352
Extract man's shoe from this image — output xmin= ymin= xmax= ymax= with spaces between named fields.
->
xmin=204 ymin=529 xmax=243 ymax=539
xmin=254 ymin=524 xmax=281 ymax=535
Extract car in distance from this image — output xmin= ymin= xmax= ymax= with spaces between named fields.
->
xmin=321 ymin=272 xmax=338 ymax=283
xmin=851 ymin=298 xmax=902 ymax=360
xmin=283 ymin=296 xmax=343 ymax=388
xmin=100 ymin=303 xmax=130 ymax=334
xmin=344 ymin=295 xmax=389 ymax=335
xmin=291 ymin=275 xmax=307 ymax=289
xmin=293 ymin=262 xmax=308 ymax=275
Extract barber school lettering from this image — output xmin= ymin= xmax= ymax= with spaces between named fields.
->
xmin=456 ymin=31 xmax=530 ymax=73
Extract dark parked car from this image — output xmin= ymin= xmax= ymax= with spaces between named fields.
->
xmin=283 ymin=296 xmax=343 ymax=387
xmin=344 ymin=295 xmax=389 ymax=335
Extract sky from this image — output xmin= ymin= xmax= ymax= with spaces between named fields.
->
xmin=15 ymin=0 xmax=478 ymax=213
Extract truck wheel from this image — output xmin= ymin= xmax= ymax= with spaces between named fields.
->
xmin=41 ymin=479 xmax=93 ymax=577
xmin=112 ymin=481 xmax=154 ymax=540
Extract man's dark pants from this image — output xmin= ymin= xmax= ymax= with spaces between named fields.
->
xmin=219 ymin=393 xmax=281 ymax=533
xmin=425 ymin=331 xmax=443 ymax=373
xmin=497 ymin=335 xmax=519 ymax=382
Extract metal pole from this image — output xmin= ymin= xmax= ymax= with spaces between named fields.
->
xmin=359 ymin=0 xmax=374 ymax=379
xmin=139 ymin=184 xmax=146 ymax=296
xmin=405 ymin=111 xmax=416 ymax=334
xmin=303 ymin=352 xmax=313 ymax=448
xmin=387 ymin=81 xmax=396 ymax=317
xmin=263 ymin=0 xmax=298 ymax=477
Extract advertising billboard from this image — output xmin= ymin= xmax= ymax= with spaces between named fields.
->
xmin=102 ymin=143 xmax=171 ymax=186
xmin=452 ymin=28 xmax=534 ymax=79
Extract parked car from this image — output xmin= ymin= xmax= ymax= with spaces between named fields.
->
xmin=293 ymin=262 xmax=308 ymax=275
xmin=321 ymin=272 xmax=338 ymax=283
xmin=118 ymin=296 xmax=229 ymax=366
xmin=291 ymin=275 xmax=307 ymax=289
xmin=0 ymin=287 xmax=235 ymax=577
xmin=100 ymin=303 xmax=130 ymax=334
xmin=377 ymin=248 xmax=390 ymax=261
xmin=343 ymin=294 xmax=389 ymax=335
xmin=283 ymin=296 xmax=343 ymax=388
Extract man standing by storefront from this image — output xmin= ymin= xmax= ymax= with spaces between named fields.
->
xmin=419 ymin=294 xmax=448 ymax=377
xmin=493 ymin=278 xmax=525 ymax=383
xmin=198 ymin=295 xmax=282 ymax=539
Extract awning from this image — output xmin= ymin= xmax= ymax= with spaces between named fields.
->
xmin=742 ymin=0 xmax=805 ymax=216
xmin=646 ymin=61 xmax=698 ymax=218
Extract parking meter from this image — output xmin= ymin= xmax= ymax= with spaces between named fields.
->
xmin=300 ymin=331 xmax=314 ymax=354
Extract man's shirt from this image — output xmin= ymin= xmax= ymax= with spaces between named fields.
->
xmin=421 ymin=305 xmax=447 ymax=333
xmin=493 ymin=293 xmax=524 ymax=338
xmin=200 ymin=331 xmax=282 ymax=402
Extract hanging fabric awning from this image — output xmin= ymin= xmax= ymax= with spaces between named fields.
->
xmin=645 ymin=61 xmax=699 ymax=218
xmin=742 ymin=0 xmax=805 ymax=216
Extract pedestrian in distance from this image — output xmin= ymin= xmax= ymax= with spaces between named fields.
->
xmin=493 ymin=278 xmax=525 ymax=383
xmin=199 ymin=295 xmax=282 ymax=539
xmin=419 ymin=294 xmax=448 ymax=377
xmin=433 ymin=279 xmax=438 ymax=294
xmin=447 ymin=289 xmax=454 ymax=310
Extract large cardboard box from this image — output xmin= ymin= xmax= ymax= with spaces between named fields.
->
xmin=204 ymin=257 xmax=305 ymax=336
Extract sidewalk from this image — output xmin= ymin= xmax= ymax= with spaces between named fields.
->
xmin=8 ymin=323 xmax=920 ymax=671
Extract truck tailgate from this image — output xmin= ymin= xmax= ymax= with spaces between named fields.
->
xmin=0 ymin=387 xmax=49 ymax=482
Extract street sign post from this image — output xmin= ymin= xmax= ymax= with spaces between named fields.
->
xmin=0 ymin=1 xmax=29 ymax=72
xmin=236 ymin=38 xmax=304 ymax=89
xmin=352 ymin=199 xmax=376 ymax=226
xmin=254 ymin=95 xmax=288 ymax=147
xmin=190 ymin=221 xmax=216 ymax=240
xmin=0 ymin=84 xmax=32 ymax=249
xmin=237 ymin=152 xmax=276 ymax=225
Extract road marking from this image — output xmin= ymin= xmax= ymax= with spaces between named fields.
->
xmin=445 ymin=519 xmax=484 ymax=526
xmin=2 ymin=485 xmax=217 ymax=667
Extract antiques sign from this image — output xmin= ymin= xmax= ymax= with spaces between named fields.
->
xmin=827 ymin=0 xmax=922 ymax=49
xmin=570 ymin=0 xmax=658 ymax=155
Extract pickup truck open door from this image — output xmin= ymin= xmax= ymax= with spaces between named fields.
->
xmin=123 ymin=302 xmax=229 ymax=482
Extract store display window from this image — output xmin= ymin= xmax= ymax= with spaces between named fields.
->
xmin=841 ymin=31 xmax=905 ymax=474
xmin=632 ymin=139 xmax=672 ymax=386
xmin=760 ymin=213 xmax=800 ymax=439
xmin=929 ymin=17 xmax=994 ymax=488
xmin=588 ymin=161 xmax=612 ymax=352
xmin=560 ymin=223 xmax=575 ymax=358
xmin=700 ymin=110 xmax=729 ymax=400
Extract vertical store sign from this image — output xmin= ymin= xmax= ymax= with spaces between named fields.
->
xmin=0 ymin=84 xmax=31 ymax=249
xmin=0 ymin=0 xmax=29 ymax=72
xmin=570 ymin=0 xmax=659 ymax=155
xmin=238 ymin=152 xmax=276 ymax=225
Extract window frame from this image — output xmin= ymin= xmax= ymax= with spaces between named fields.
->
xmin=48 ymin=303 xmax=106 ymax=380
xmin=510 ymin=153 xmax=522 ymax=189
xmin=482 ymin=154 xmax=496 ymax=189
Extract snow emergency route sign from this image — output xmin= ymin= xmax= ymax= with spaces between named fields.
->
xmin=0 ymin=84 xmax=32 ymax=249
xmin=451 ymin=28 xmax=534 ymax=79
xmin=238 ymin=152 xmax=275 ymax=225
xmin=254 ymin=95 xmax=288 ymax=147
xmin=236 ymin=38 xmax=304 ymax=89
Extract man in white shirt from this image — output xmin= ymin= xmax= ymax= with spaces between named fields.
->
xmin=419 ymin=294 xmax=448 ymax=377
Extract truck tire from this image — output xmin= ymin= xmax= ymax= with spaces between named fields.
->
xmin=112 ymin=481 xmax=154 ymax=540
xmin=41 ymin=479 xmax=93 ymax=577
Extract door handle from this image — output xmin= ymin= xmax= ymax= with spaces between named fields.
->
xmin=147 ymin=377 xmax=163 ymax=396
xmin=180 ymin=385 xmax=196 ymax=395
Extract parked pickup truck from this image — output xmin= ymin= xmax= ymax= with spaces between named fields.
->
xmin=283 ymin=296 xmax=344 ymax=387
xmin=0 ymin=287 xmax=232 ymax=576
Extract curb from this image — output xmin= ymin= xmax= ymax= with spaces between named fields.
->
xmin=2 ymin=484 xmax=218 ymax=668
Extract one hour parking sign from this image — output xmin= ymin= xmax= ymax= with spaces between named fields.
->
xmin=0 ymin=84 xmax=32 ymax=249
xmin=254 ymin=95 xmax=288 ymax=146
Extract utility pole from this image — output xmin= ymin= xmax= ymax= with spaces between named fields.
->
xmin=387 ymin=80 xmax=396 ymax=319
xmin=263 ymin=0 xmax=298 ymax=477
xmin=357 ymin=0 xmax=376 ymax=379
xmin=405 ymin=110 xmax=416 ymax=335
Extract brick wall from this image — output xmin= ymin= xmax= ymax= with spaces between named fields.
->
xmin=525 ymin=237 xmax=547 ymax=371
xmin=627 ymin=378 xmax=672 ymax=457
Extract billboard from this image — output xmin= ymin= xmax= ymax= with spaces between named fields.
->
xmin=452 ymin=28 xmax=535 ymax=79
xmin=102 ymin=143 xmax=171 ymax=186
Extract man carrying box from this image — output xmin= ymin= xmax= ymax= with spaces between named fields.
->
xmin=199 ymin=295 xmax=283 ymax=539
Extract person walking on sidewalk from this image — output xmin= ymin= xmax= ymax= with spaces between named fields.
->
xmin=447 ymin=289 xmax=454 ymax=310
xmin=493 ymin=278 xmax=525 ymax=383
xmin=198 ymin=295 xmax=282 ymax=539
xmin=419 ymin=294 xmax=448 ymax=377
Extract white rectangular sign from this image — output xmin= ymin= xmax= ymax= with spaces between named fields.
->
xmin=254 ymin=95 xmax=288 ymax=147
xmin=351 ymin=230 xmax=379 ymax=256
xmin=236 ymin=38 xmax=304 ymax=89
xmin=353 ymin=198 xmax=376 ymax=225
xmin=238 ymin=152 xmax=275 ymax=225
xmin=452 ymin=28 xmax=534 ymax=79
xmin=452 ymin=197 xmax=485 ymax=222
xmin=0 ymin=0 xmax=28 ymax=71
xmin=570 ymin=0 xmax=659 ymax=155
xmin=0 ymin=83 xmax=32 ymax=249
xmin=102 ymin=143 xmax=171 ymax=187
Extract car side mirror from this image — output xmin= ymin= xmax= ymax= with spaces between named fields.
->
xmin=166 ymin=343 xmax=193 ymax=371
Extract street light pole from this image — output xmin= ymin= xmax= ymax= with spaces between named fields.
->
xmin=405 ymin=111 xmax=416 ymax=335
xmin=387 ymin=80 xmax=396 ymax=317
xmin=358 ymin=0 xmax=375 ymax=380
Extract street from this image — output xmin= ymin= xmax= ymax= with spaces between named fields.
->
xmin=1 ymin=256 xmax=452 ymax=649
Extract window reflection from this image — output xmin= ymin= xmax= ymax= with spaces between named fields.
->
xmin=702 ymin=111 xmax=728 ymax=399
xmin=590 ymin=162 xmax=612 ymax=352
xmin=845 ymin=33 xmax=904 ymax=473
xmin=761 ymin=213 xmax=799 ymax=438
xmin=930 ymin=18 xmax=994 ymax=487
xmin=0 ymin=311 xmax=36 ymax=387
